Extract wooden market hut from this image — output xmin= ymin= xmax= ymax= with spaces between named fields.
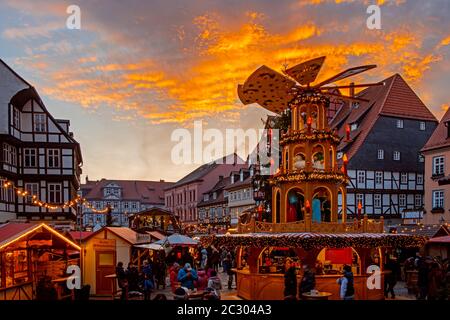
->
xmin=129 ymin=207 xmax=181 ymax=234
xmin=0 ymin=222 xmax=81 ymax=300
xmin=79 ymin=227 xmax=150 ymax=296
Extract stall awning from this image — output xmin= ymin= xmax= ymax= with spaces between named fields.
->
xmin=134 ymin=243 xmax=165 ymax=250
xmin=200 ymin=232 xmax=427 ymax=249
xmin=0 ymin=223 xmax=81 ymax=251
xmin=427 ymin=235 xmax=450 ymax=244
xmin=155 ymin=233 xmax=198 ymax=247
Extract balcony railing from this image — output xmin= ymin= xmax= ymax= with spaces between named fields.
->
xmin=238 ymin=215 xmax=384 ymax=234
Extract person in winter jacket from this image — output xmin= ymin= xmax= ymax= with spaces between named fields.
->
xmin=169 ymin=262 xmax=180 ymax=293
xmin=196 ymin=269 xmax=208 ymax=290
xmin=337 ymin=265 xmax=355 ymax=300
xmin=177 ymin=263 xmax=198 ymax=290
xmin=207 ymin=270 xmax=223 ymax=299
xmin=283 ymin=258 xmax=297 ymax=299
xmin=299 ymin=264 xmax=315 ymax=299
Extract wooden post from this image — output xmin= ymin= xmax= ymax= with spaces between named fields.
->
xmin=363 ymin=214 xmax=368 ymax=232
xmin=379 ymin=216 xmax=384 ymax=233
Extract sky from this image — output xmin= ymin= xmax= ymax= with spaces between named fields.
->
xmin=0 ymin=0 xmax=449 ymax=183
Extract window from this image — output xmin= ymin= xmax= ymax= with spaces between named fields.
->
xmin=415 ymin=194 xmax=422 ymax=207
xmin=337 ymin=152 xmax=343 ymax=160
xmin=418 ymin=154 xmax=424 ymax=163
xmin=432 ymin=156 xmax=444 ymax=175
xmin=48 ymin=183 xmax=62 ymax=203
xmin=374 ymin=194 xmax=381 ymax=208
xmin=2 ymin=144 xmax=17 ymax=166
xmin=396 ymin=119 xmax=404 ymax=128
xmin=350 ymin=123 xmax=358 ymax=131
xmin=399 ymin=194 xmax=406 ymax=207
xmin=401 ymin=173 xmax=408 ymax=184
xmin=25 ymin=183 xmax=39 ymax=204
xmin=34 ymin=114 xmax=46 ymax=132
xmin=393 ymin=151 xmax=401 ymax=161
xmin=417 ymin=174 xmax=423 ymax=185
xmin=24 ymin=148 xmax=37 ymax=167
xmin=357 ymin=171 xmax=366 ymax=184
xmin=356 ymin=194 xmax=364 ymax=206
xmin=0 ymin=178 xmax=14 ymax=202
xmin=375 ymin=171 xmax=383 ymax=184
xmin=47 ymin=149 xmax=60 ymax=168
xmin=377 ymin=149 xmax=384 ymax=160
xmin=132 ymin=202 xmax=137 ymax=210
xmin=419 ymin=122 xmax=426 ymax=131
xmin=13 ymin=107 xmax=20 ymax=128
xmin=432 ymin=190 xmax=444 ymax=209
xmin=213 ymin=192 xmax=217 ymax=200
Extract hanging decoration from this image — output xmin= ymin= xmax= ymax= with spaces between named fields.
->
xmin=1 ymin=179 xmax=109 ymax=213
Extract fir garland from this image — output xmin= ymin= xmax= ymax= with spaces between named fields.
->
xmin=269 ymin=170 xmax=349 ymax=185
xmin=199 ymin=233 xmax=427 ymax=250
xmin=280 ymin=130 xmax=341 ymax=146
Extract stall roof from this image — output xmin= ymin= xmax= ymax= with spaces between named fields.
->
xmin=200 ymin=232 xmax=427 ymax=249
xmin=155 ymin=233 xmax=198 ymax=246
xmin=146 ymin=231 xmax=165 ymax=240
xmin=427 ymin=235 xmax=450 ymax=244
xmin=0 ymin=223 xmax=81 ymax=250
xmin=83 ymin=227 xmax=144 ymax=245
xmin=68 ymin=231 xmax=94 ymax=241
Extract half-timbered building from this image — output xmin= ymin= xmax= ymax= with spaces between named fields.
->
xmin=0 ymin=59 xmax=82 ymax=228
xmin=331 ymin=74 xmax=438 ymax=223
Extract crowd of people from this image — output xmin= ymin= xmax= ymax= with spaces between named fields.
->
xmin=115 ymin=245 xmax=237 ymax=300
xmin=405 ymin=254 xmax=450 ymax=300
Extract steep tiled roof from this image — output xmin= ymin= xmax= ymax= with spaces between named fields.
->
xmin=0 ymin=223 xmax=36 ymax=247
xmin=168 ymin=153 xmax=245 ymax=189
xmin=197 ymin=177 xmax=231 ymax=207
xmin=332 ymin=74 xmax=437 ymax=159
xmin=224 ymin=175 xmax=252 ymax=191
xmin=421 ymin=107 xmax=450 ymax=152
xmin=81 ymin=179 xmax=174 ymax=204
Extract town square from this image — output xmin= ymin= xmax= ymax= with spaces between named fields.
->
xmin=0 ymin=0 xmax=449 ymax=309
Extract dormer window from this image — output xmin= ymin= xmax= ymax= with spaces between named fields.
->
xmin=396 ymin=119 xmax=404 ymax=129
xmin=13 ymin=107 xmax=20 ymax=128
xmin=213 ymin=192 xmax=217 ymax=200
xmin=231 ymin=175 xmax=234 ymax=184
xmin=204 ymin=194 xmax=209 ymax=201
xmin=350 ymin=123 xmax=358 ymax=131
xmin=34 ymin=114 xmax=46 ymax=132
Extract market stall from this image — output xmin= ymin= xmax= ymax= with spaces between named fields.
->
xmin=0 ymin=223 xmax=81 ymax=300
xmin=202 ymin=232 xmax=425 ymax=300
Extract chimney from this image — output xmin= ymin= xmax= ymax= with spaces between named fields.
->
xmin=349 ymin=82 xmax=355 ymax=98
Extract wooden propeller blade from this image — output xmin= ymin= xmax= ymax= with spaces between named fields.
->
xmin=238 ymin=65 xmax=297 ymax=113
xmin=313 ymin=65 xmax=377 ymax=88
xmin=321 ymin=82 xmax=385 ymax=90
xmin=323 ymin=92 xmax=370 ymax=102
xmin=284 ymin=56 xmax=326 ymax=85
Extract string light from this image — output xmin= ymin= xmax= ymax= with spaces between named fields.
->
xmin=0 ymin=178 xmax=110 ymax=214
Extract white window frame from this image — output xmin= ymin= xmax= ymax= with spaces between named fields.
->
xmin=350 ymin=123 xmax=358 ymax=131
xmin=356 ymin=194 xmax=364 ymax=206
xmin=47 ymin=149 xmax=60 ymax=168
xmin=25 ymin=183 xmax=39 ymax=204
xmin=400 ymin=172 xmax=408 ymax=184
xmin=414 ymin=194 xmax=422 ymax=207
xmin=375 ymin=171 xmax=383 ymax=184
xmin=432 ymin=156 xmax=445 ymax=175
xmin=417 ymin=174 xmax=423 ymax=185
xmin=48 ymin=183 xmax=62 ymax=204
xmin=13 ymin=107 xmax=20 ymax=128
xmin=399 ymin=194 xmax=406 ymax=207
xmin=34 ymin=114 xmax=46 ymax=132
xmin=419 ymin=121 xmax=426 ymax=131
xmin=377 ymin=149 xmax=384 ymax=160
xmin=24 ymin=148 xmax=37 ymax=168
xmin=393 ymin=151 xmax=401 ymax=161
xmin=396 ymin=119 xmax=404 ymax=128
xmin=432 ymin=190 xmax=444 ymax=209
xmin=374 ymin=194 xmax=382 ymax=208
xmin=418 ymin=154 xmax=425 ymax=163
xmin=357 ymin=171 xmax=366 ymax=184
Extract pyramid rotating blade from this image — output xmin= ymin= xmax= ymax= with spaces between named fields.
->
xmin=313 ymin=64 xmax=376 ymax=88
xmin=238 ymin=65 xmax=297 ymax=114
xmin=284 ymin=56 xmax=326 ymax=85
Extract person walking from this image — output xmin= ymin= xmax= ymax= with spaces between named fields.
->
xmin=115 ymin=262 xmax=128 ymax=300
xmin=222 ymin=254 xmax=235 ymax=290
xmin=337 ymin=265 xmax=355 ymax=300
xmin=177 ymin=263 xmax=198 ymax=290
xmin=142 ymin=260 xmax=154 ymax=300
xmin=169 ymin=262 xmax=180 ymax=293
xmin=200 ymin=247 xmax=208 ymax=269
xmin=283 ymin=258 xmax=297 ymax=300
xmin=417 ymin=258 xmax=429 ymax=300
xmin=384 ymin=257 xmax=400 ymax=299
xmin=299 ymin=264 xmax=315 ymax=299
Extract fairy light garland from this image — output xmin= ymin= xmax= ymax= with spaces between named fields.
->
xmin=1 ymin=179 xmax=109 ymax=214
xmin=280 ymin=130 xmax=341 ymax=146
xmin=269 ymin=170 xmax=349 ymax=185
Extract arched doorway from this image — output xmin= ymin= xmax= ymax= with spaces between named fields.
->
xmin=286 ymin=188 xmax=304 ymax=222
xmin=312 ymin=187 xmax=332 ymax=222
